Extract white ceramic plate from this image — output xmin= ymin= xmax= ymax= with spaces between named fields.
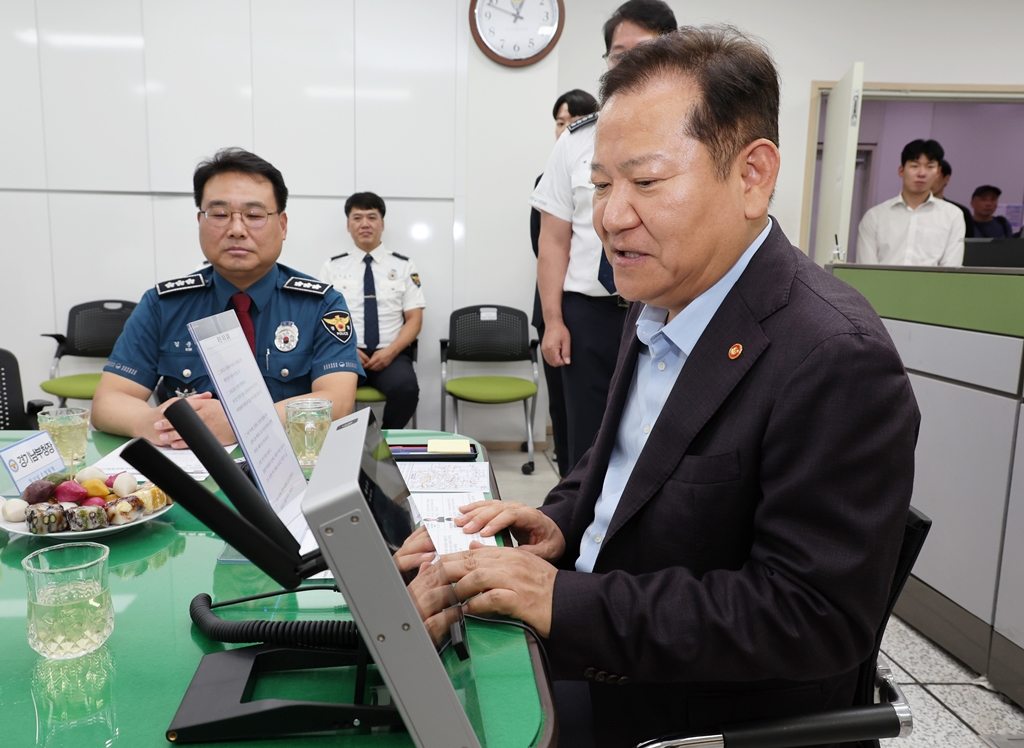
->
xmin=0 ymin=501 xmax=173 ymax=539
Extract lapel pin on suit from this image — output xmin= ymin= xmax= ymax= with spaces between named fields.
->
xmin=729 ymin=343 xmax=743 ymax=360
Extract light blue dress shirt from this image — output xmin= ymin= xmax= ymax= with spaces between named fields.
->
xmin=575 ymin=220 xmax=773 ymax=573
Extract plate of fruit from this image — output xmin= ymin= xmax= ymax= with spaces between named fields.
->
xmin=0 ymin=466 xmax=173 ymax=538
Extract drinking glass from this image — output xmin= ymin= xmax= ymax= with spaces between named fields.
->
xmin=37 ymin=407 xmax=89 ymax=472
xmin=285 ymin=398 xmax=333 ymax=468
xmin=22 ymin=543 xmax=114 ymax=660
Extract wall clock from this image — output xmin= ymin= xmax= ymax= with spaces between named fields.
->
xmin=469 ymin=0 xmax=565 ymax=67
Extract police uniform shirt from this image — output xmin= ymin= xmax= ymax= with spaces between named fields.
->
xmin=104 ymin=263 xmax=364 ymax=402
xmin=528 ymin=113 xmax=611 ymax=298
xmin=317 ymin=243 xmax=426 ymax=350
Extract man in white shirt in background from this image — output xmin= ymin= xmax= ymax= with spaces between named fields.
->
xmin=856 ymin=138 xmax=965 ymax=266
xmin=319 ymin=192 xmax=425 ymax=429
xmin=529 ymin=0 xmax=677 ymax=474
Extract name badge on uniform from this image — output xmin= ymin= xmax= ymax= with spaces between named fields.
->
xmin=388 ymin=268 xmax=398 ymax=281
xmin=275 ymin=321 xmax=299 ymax=352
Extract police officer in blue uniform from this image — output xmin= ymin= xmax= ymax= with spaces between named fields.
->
xmin=93 ymin=148 xmax=363 ymax=449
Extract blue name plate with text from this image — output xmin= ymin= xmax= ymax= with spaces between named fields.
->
xmin=1 ymin=432 xmax=66 ymax=494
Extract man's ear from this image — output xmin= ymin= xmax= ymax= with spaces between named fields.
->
xmin=898 ymin=164 xmax=905 ymax=179
xmin=279 ymin=211 xmax=288 ymax=240
xmin=740 ymin=139 xmax=780 ymax=220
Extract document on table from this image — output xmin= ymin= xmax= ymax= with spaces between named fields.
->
xmin=409 ymin=492 xmax=498 ymax=555
xmin=397 ymin=461 xmax=491 ymax=492
xmin=93 ymin=441 xmax=237 ymax=482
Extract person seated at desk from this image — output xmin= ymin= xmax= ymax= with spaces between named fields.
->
xmin=92 ymin=148 xmax=363 ymax=448
xmin=318 ymin=192 xmax=425 ymax=430
xmin=971 ymin=185 xmax=1013 ymax=238
xmin=856 ymin=138 xmax=965 ymax=266
xmin=400 ymin=26 xmax=919 ymax=748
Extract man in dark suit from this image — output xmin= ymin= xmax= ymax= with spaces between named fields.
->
xmin=413 ymin=26 xmax=919 ymax=747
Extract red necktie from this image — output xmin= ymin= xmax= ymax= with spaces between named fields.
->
xmin=231 ymin=292 xmax=256 ymax=355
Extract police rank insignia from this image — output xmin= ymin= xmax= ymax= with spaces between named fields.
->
xmin=321 ymin=311 xmax=353 ymax=344
xmin=283 ymin=277 xmax=328 ymax=295
xmin=275 ymin=321 xmax=299 ymax=351
xmin=411 ymin=273 xmax=421 ymax=287
xmin=156 ymin=273 xmax=206 ymax=296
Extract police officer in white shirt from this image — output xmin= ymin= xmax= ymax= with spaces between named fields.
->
xmin=856 ymin=139 xmax=965 ymax=266
xmin=529 ymin=0 xmax=677 ymax=473
xmin=319 ymin=192 xmax=425 ymax=428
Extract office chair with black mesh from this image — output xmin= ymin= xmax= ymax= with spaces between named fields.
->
xmin=40 ymin=300 xmax=136 ymax=406
xmin=0 ymin=348 xmax=52 ymax=430
xmin=637 ymin=506 xmax=932 ymax=748
xmin=440 ymin=305 xmax=539 ymax=475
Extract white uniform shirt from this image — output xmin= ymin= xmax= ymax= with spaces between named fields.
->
xmin=856 ymin=193 xmax=965 ymax=266
xmin=318 ymin=243 xmax=426 ymax=350
xmin=528 ymin=118 xmax=611 ymax=298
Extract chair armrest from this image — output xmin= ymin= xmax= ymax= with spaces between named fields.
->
xmin=529 ymin=339 xmax=540 ymax=364
xmin=41 ymin=333 xmax=67 ymax=355
xmin=439 ymin=338 xmax=449 ymax=363
xmin=26 ymin=399 xmax=54 ymax=430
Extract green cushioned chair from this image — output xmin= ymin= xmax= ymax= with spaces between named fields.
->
xmin=440 ymin=305 xmax=539 ymax=475
xmin=40 ymin=300 xmax=136 ymax=406
xmin=354 ymin=341 xmax=418 ymax=427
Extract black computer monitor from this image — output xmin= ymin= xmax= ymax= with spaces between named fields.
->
xmin=963 ymin=238 xmax=1024 ymax=268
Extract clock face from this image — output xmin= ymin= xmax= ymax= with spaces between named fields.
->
xmin=471 ymin=0 xmax=565 ymax=67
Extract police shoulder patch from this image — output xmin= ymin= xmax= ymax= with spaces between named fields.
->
xmin=321 ymin=310 xmax=354 ymax=344
xmin=330 ymin=252 xmax=349 ymax=260
xmin=567 ymin=112 xmax=598 ymax=133
xmin=156 ymin=274 xmax=207 ymax=296
xmin=410 ymin=272 xmax=421 ymax=287
xmin=391 ymin=251 xmax=410 ymax=261
xmin=283 ymin=277 xmax=329 ymax=295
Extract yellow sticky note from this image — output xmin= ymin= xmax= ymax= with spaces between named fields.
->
xmin=427 ymin=439 xmax=471 ymax=454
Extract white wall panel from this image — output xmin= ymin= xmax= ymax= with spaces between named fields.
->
xmin=47 ymin=193 xmax=156 ymax=380
xmin=354 ymin=0 xmax=457 ymax=198
xmin=142 ymin=0 xmax=252 ymax=193
xmin=153 ymin=195 xmax=205 ymax=281
xmin=285 ymin=197 xmax=454 ymax=430
xmin=36 ymin=0 xmax=149 ymax=191
xmin=0 ymin=192 xmax=57 ymax=404
xmin=251 ymin=0 xmax=355 ymax=197
xmin=0 ymin=1 xmax=47 ymax=189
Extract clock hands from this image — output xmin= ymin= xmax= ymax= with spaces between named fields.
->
xmin=486 ymin=0 xmax=523 ymax=22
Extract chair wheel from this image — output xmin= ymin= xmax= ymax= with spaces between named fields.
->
xmin=522 ymin=462 xmax=534 ymax=475
xmin=520 ymin=441 xmax=529 ymax=452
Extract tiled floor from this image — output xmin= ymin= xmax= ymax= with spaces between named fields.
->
xmin=487 ymin=445 xmax=1024 ymax=748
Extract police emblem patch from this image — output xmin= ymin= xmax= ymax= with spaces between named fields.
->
xmin=275 ymin=321 xmax=299 ymax=351
xmin=321 ymin=311 xmax=353 ymax=344
xmin=388 ymin=268 xmax=398 ymax=281
xmin=411 ymin=273 xmax=421 ymax=287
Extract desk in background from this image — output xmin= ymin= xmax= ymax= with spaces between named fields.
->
xmin=0 ymin=429 xmax=553 ymax=748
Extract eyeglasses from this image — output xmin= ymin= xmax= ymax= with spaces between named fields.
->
xmin=602 ymin=51 xmax=629 ymax=65
xmin=200 ymin=208 xmax=280 ymax=228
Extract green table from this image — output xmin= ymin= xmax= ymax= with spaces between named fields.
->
xmin=0 ymin=430 xmax=553 ymax=748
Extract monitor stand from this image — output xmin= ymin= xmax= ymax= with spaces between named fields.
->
xmin=165 ymin=640 xmax=404 ymax=744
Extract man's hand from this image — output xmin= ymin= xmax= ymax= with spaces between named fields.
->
xmin=365 ymin=346 xmax=399 ymax=372
xmin=152 ymin=392 xmax=236 ymax=448
xmin=442 ymin=546 xmax=558 ymax=637
xmin=393 ymin=526 xmax=437 ymax=575
xmin=357 ymin=349 xmax=371 ymax=367
xmin=541 ymin=321 xmax=572 ymax=367
xmin=455 ymin=501 xmax=565 ymax=561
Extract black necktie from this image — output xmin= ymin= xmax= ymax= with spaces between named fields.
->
xmin=363 ymin=255 xmax=379 ymax=351
xmin=598 ymin=250 xmax=616 ymax=294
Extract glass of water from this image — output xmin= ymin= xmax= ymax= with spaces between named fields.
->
xmin=22 ymin=543 xmax=114 ymax=660
xmin=285 ymin=398 xmax=333 ymax=468
xmin=37 ymin=407 xmax=90 ymax=473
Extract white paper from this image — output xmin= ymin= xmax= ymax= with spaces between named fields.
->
xmin=397 ymin=462 xmax=491 ymax=492
xmin=409 ymin=493 xmax=497 ymax=555
xmin=93 ymin=441 xmax=236 ymax=482
xmin=189 ymin=312 xmax=309 ymax=544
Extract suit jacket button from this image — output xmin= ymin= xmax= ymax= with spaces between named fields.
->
xmin=595 ymin=671 xmax=608 ymax=682
xmin=606 ymin=674 xmax=619 ymax=684
xmin=617 ymin=676 xmax=630 ymax=685
xmin=583 ymin=668 xmax=596 ymax=679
